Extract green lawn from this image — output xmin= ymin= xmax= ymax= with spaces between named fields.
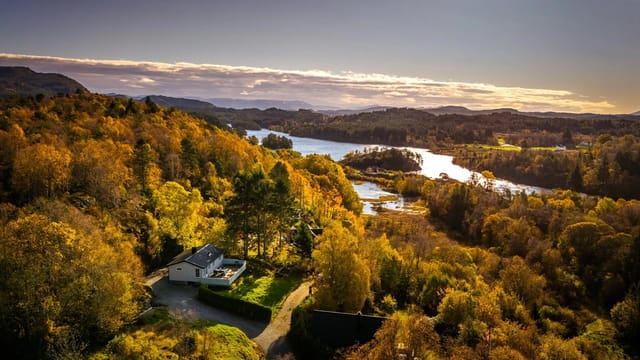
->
xmin=466 ymin=143 xmax=521 ymax=152
xmin=217 ymin=275 xmax=301 ymax=312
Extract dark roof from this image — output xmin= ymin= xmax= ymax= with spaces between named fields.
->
xmin=167 ymin=244 xmax=223 ymax=268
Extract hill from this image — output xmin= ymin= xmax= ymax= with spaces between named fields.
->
xmin=146 ymin=94 xmax=216 ymax=110
xmin=0 ymin=66 xmax=87 ymax=96
xmin=143 ymin=95 xmax=315 ymax=111
xmin=136 ymin=94 xmax=324 ymax=130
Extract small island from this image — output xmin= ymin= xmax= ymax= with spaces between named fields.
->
xmin=340 ymin=147 xmax=422 ymax=173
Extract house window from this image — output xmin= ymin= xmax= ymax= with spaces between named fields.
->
xmin=177 ymin=267 xmax=182 ymax=271
xmin=195 ymin=268 xmax=200 ymax=278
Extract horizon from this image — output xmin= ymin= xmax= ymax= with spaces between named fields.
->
xmin=1 ymin=1 xmax=639 ymax=114
xmin=2 ymin=52 xmax=636 ymax=115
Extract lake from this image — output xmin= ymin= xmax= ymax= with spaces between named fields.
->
xmin=246 ymin=129 xmax=548 ymax=214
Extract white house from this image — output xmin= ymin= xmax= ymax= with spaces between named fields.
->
xmin=167 ymin=244 xmax=246 ymax=286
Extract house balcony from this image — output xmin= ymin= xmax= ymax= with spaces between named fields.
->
xmin=201 ymin=259 xmax=246 ymax=287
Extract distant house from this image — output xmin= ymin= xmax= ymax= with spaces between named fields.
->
xmin=167 ymin=244 xmax=246 ymax=287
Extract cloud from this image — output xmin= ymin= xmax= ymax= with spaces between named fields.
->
xmin=0 ymin=53 xmax=616 ymax=113
xmin=138 ymin=77 xmax=155 ymax=84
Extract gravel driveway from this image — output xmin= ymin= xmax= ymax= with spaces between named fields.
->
xmin=254 ymin=281 xmax=311 ymax=358
xmin=146 ymin=269 xmax=311 ymax=359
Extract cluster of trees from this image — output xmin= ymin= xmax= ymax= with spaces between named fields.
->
xmin=454 ymin=134 xmax=640 ymax=198
xmin=261 ymin=133 xmax=293 ymax=149
xmin=340 ymin=147 xmax=422 ymax=172
xmin=0 ymin=93 xmax=362 ymax=359
xmin=225 ymin=162 xmax=295 ymax=258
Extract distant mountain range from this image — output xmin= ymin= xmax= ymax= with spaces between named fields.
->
xmin=204 ymin=97 xmax=316 ymax=111
xmin=138 ymin=95 xmax=640 ymax=121
xmin=318 ymin=106 xmax=394 ymax=116
xmin=0 ymin=66 xmax=87 ymax=97
xmin=132 ymin=95 xmax=318 ymax=111
xmin=1 ymin=66 xmax=637 ymax=120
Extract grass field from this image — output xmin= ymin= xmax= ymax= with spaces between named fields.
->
xmin=217 ymin=275 xmax=301 ymax=312
xmin=462 ymin=142 xmax=558 ymax=153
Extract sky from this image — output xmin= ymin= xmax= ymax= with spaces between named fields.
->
xmin=0 ymin=0 xmax=638 ymax=113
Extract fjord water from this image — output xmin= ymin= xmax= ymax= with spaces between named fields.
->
xmin=246 ymin=129 xmax=547 ymax=214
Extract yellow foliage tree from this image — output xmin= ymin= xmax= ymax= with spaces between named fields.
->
xmin=344 ymin=308 xmax=440 ymax=359
xmin=153 ymin=181 xmax=203 ymax=250
xmin=313 ymin=222 xmax=370 ymax=312
xmin=72 ymin=139 xmax=134 ymax=207
xmin=12 ymin=142 xmax=71 ymax=201
xmin=0 ymin=214 xmax=144 ymax=358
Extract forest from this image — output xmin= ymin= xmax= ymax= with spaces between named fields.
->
xmin=0 ymin=91 xmax=639 ymax=359
xmin=0 ymin=93 xmax=359 ymax=359
xmin=450 ymin=134 xmax=640 ymax=199
xmin=278 ymin=108 xmax=640 ymax=148
xmin=290 ymin=172 xmax=640 ymax=359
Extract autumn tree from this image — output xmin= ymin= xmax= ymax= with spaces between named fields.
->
xmin=72 ymin=139 xmax=133 ymax=207
xmin=558 ymin=221 xmax=617 ymax=296
xmin=344 ymin=307 xmax=440 ymax=359
xmin=12 ymin=142 xmax=71 ymax=202
xmin=611 ymin=284 xmax=640 ymax=354
xmin=538 ymin=335 xmax=587 ymax=360
xmin=499 ymin=256 xmax=545 ymax=310
xmin=295 ymin=154 xmax=362 ymax=216
xmin=0 ymin=213 xmax=144 ymax=359
xmin=152 ymin=181 xmax=203 ymax=255
xmin=313 ymin=222 xmax=370 ymax=312
xmin=0 ymin=124 xmax=28 ymax=197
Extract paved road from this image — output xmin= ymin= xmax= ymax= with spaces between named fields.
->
xmin=146 ymin=269 xmax=310 ymax=359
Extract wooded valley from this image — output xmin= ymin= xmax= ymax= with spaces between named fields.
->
xmin=0 ymin=92 xmax=639 ymax=359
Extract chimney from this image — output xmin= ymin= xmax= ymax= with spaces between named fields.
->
xmin=191 ymin=246 xmax=197 ymax=254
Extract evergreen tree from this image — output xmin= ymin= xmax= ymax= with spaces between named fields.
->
xmin=568 ymin=164 xmax=583 ymax=192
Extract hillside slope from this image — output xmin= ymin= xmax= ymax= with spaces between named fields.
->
xmin=0 ymin=66 xmax=87 ymax=96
